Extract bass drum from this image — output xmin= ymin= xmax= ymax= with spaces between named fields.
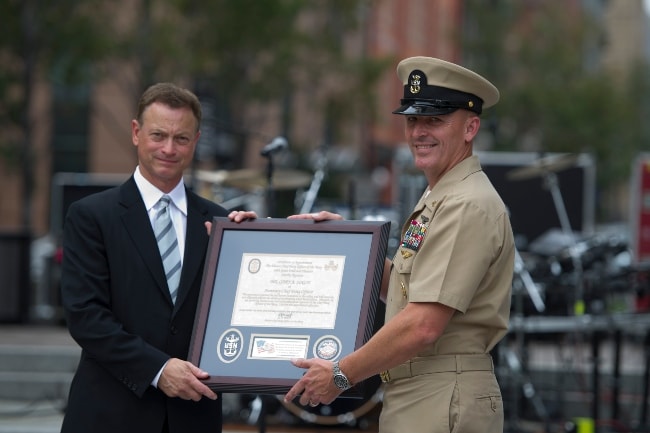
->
xmin=278 ymin=376 xmax=383 ymax=428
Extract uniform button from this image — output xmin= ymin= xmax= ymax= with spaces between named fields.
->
xmin=170 ymin=326 xmax=178 ymax=335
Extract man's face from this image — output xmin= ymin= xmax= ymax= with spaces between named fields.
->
xmin=404 ymin=110 xmax=479 ymax=185
xmin=132 ymin=102 xmax=200 ymax=192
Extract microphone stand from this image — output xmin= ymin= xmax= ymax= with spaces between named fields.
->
xmin=262 ymin=153 xmax=276 ymax=218
xmin=260 ymin=136 xmax=288 ymax=217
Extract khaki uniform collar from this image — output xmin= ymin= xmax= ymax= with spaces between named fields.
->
xmin=413 ymin=155 xmax=482 ymax=213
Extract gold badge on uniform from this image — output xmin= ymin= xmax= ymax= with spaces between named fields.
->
xmin=401 ymin=219 xmax=427 ymax=252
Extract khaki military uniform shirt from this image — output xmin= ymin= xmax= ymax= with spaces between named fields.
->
xmin=379 ymin=155 xmax=514 ymax=432
xmin=386 ymin=155 xmax=514 ymax=356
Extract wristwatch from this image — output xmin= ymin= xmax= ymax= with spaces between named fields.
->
xmin=332 ymin=361 xmax=352 ymax=391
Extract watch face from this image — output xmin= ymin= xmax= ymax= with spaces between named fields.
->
xmin=334 ymin=374 xmax=350 ymax=390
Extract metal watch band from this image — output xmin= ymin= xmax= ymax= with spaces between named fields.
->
xmin=333 ymin=360 xmax=352 ymax=390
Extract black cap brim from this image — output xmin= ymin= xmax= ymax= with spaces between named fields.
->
xmin=392 ymin=101 xmax=459 ymax=116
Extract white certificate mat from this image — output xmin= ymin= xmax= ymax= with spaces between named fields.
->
xmin=232 ymin=253 xmax=345 ymax=329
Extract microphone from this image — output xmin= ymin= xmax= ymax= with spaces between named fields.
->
xmin=260 ymin=137 xmax=288 ymax=157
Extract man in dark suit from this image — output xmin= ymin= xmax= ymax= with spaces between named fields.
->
xmin=60 ymin=83 xmax=256 ymax=433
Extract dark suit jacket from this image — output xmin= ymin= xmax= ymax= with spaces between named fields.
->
xmin=60 ymin=177 xmax=227 ymax=433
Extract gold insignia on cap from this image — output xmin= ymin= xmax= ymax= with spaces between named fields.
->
xmin=409 ymin=74 xmax=421 ymax=94
xmin=468 ymin=101 xmax=474 ymax=108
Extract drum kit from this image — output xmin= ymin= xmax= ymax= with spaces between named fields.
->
xmin=505 ymin=153 xmax=633 ymax=318
xmin=499 ymin=153 xmax=643 ymax=431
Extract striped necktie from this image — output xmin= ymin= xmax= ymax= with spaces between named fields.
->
xmin=153 ymin=195 xmax=181 ymax=303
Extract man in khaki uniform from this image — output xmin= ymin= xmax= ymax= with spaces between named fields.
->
xmin=284 ymin=56 xmax=515 ymax=433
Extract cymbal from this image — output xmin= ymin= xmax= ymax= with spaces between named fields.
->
xmin=194 ymin=169 xmax=229 ymax=184
xmin=195 ymin=168 xmax=312 ymax=191
xmin=506 ymin=153 xmax=580 ymax=181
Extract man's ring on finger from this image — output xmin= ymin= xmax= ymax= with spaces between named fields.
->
xmin=309 ymin=401 xmax=318 ymax=407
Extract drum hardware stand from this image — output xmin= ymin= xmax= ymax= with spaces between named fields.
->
xmin=501 ymin=342 xmax=550 ymax=432
xmin=514 ymin=248 xmax=546 ymax=314
xmin=246 ymin=395 xmax=263 ymax=427
xmin=535 ymin=161 xmax=626 ymax=430
xmin=244 ymin=394 xmax=279 ymax=433
xmin=250 ymin=395 xmax=272 ymax=433
xmin=541 ymin=169 xmax=604 ymax=427
xmin=611 ymin=329 xmax=622 ymax=423
xmin=298 ymin=146 xmax=328 ymax=214
xmin=503 ymin=248 xmax=550 ymax=432
xmin=507 ymin=154 xmax=585 ymax=315
xmin=541 ymin=170 xmax=585 ymax=316
xmin=638 ymin=330 xmax=650 ymax=430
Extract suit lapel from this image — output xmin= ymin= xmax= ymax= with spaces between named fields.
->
xmin=174 ymin=189 xmax=211 ymax=308
xmin=119 ymin=178 xmax=171 ymax=303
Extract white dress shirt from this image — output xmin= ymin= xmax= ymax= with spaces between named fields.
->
xmin=133 ymin=166 xmax=188 ymax=388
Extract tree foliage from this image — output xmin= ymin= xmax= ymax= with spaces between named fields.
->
xmin=81 ymin=0 xmax=387 ymax=168
xmin=7 ymin=0 xmax=647 ymax=226
xmin=0 ymin=0 xmax=119 ymax=227
xmin=462 ymin=0 xmax=650 ymax=191
xmin=1 ymin=0 xmax=386 ymax=226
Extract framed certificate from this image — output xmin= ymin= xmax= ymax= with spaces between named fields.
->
xmin=188 ymin=217 xmax=391 ymax=397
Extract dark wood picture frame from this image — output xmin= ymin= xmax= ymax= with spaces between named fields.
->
xmin=188 ymin=217 xmax=390 ymax=397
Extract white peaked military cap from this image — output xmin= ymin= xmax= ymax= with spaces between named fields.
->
xmin=393 ymin=56 xmax=499 ymax=116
